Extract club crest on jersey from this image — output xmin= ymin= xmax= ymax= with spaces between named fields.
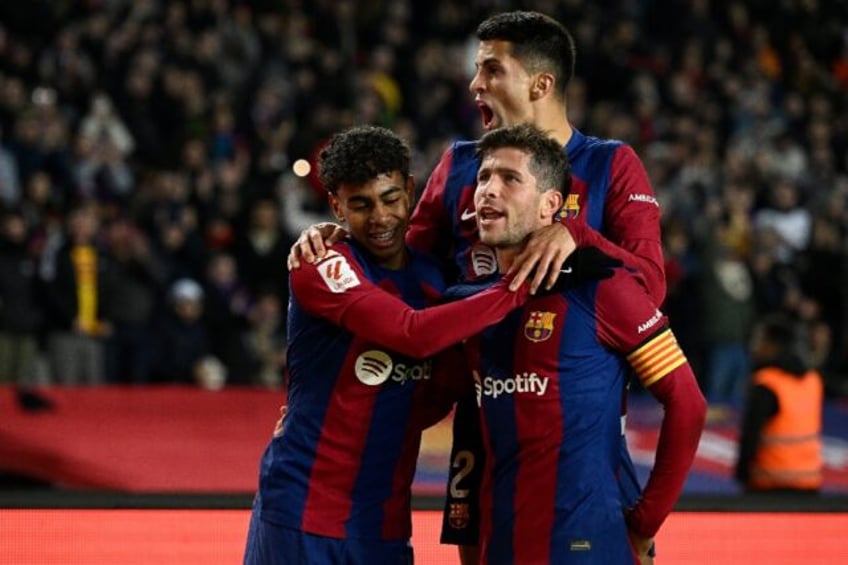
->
xmin=317 ymin=253 xmax=360 ymax=293
xmin=525 ymin=311 xmax=556 ymax=342
xmin=448 ymin=502 xmax=470 ymax=529
xmin=555 ymin=193 xmax=580 ymax=221
xmin=470 ymin=243 xmax=497 ymax=277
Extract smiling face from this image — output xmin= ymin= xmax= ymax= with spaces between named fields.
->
xmin=469 ymin=40 xmax=536 ymax=132
xmin=474 ymin=146 xmax=562 ymax=251
xmin=329 ymin=171 xmax=414 ymax=270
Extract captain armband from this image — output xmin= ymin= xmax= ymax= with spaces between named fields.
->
xmin=626 ymin=327 xmax=687 ymax=387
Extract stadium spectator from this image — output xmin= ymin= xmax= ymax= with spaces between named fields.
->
xmin=201 ymin=251 xmax=252 ymax=385
xmin=42 ymin=202 xmax=115 ymax=385
xmin=0 ymin=208 xmax=44 ymax=390
xmin=150 ymin=277 xmax=219 ymax=387
xmin=101 ymin=215 xmax=164 ymax=384
xmin=735 ymin=314 xmax=823 ymax=493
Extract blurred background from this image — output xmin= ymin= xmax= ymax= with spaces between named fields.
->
xmin=0 ymin=0 xmax=846 ymax=562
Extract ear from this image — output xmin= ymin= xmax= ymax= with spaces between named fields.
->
xmin=530 ymin=72 xmax=555 ymax=101
xmin=328 ymin=194 xmax=345 ymax=223
xmin=404 ymin=175 xmax=415 ymax=203
xmin=540 ymin=190 xmax=563 ymax=221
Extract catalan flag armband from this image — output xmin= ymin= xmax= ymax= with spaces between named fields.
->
xmin=626 ymin=328 xmax=688 ymax=387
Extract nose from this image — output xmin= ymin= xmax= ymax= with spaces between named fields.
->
xmin=469 ymin=69 xmax=483 ymax=95
xmin=370 ymin=201 xmax=392 ymax=224
xmin=476 ymin=175 xmax=500 ymax=204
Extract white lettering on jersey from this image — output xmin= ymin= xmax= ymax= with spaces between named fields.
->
xmin=628 ymin=193 xmax=659 ymax=207
xmin=480 ymin=372 xmax=550 ymax=400
xmin=391 ymin=359 xmax=432 ymax=385
xmin=354 ymin=350 xmax=431 ymax=386
xmin=637 ymin=309 xmax=663 ymax=334
xmin=318 ymin=255 xmax=360 ymax=293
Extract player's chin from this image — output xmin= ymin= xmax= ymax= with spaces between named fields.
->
xmin=477 ymin=228 xmax=500 ymax=246
xmin=367 ymin=239 xmax=404 ymax=260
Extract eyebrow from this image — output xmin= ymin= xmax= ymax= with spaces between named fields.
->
xmin=347 ymin=186 xmax=404 ymax=205
xmin=476 ymin=56 xmax=502 ymax=68
xmin=478 ymin=165 xmax=523 ymax=179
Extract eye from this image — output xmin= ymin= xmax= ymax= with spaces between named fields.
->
xmin=485 ymin=63 xmax=503 ymax=77
xmin=477 ymin=170 xmax=491 ymax=183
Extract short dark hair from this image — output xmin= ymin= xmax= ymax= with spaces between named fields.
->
xmin=476 ymin=123 xmax=570 ymax=194
xmin=477 ymin=11 xmax=576 ymax=98
xmin=318 ymin=125 xmax=410 ymax=194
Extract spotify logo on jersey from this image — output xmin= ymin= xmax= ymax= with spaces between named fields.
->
xmin=355 ymin=350 xmax=393 ymax=385
xmin=354 ymin=350 xmax=433 ymax=386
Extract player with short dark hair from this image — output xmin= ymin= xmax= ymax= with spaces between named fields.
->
xmin=243 ymin=125 xmax=538 ymax=565
xmin=466 ymin=123 xmax=705 ymax=564
xmin=414 ymin=13 xmax=666 ymax=563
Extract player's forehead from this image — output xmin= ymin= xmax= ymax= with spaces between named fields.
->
xmin=474 ymin=39 xmax=520 ymax=68
xmin=336 ymin=171 xmax=407 ymax=203
xmin=480 ymin=147 xmax=532 ymax=172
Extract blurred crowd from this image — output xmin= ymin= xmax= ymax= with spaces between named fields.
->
xmin=0 ymin=0 xmax=846 ymax=399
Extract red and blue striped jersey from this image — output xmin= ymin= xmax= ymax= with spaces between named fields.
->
xmin=471 ymin=269 xmax=702 ymax=564
xmin=415 ymin=128 xmax=668 ymax=548
xmin=256 ymin=240 xmax=529 ymax=541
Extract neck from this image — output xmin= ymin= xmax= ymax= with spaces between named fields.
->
xmin=534 ymin=100 xmax=573 ymax=147
xmin=378 ymin=248 xmax=409 ymax=271
xmin=495 ymin=244 xmax=524 ymax=274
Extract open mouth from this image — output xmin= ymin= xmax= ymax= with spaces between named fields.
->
xmin=477 ymin=102 xmax=494 ymax=130
xmin=477 ymin=206 xmax=504 ymax=226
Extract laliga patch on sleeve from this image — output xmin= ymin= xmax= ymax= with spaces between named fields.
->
xmin=318 ymin=255 xmax=361 ymax=293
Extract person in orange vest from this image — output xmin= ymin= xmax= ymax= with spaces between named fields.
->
xmin=735 ymin=314 xmax=823 ymax=493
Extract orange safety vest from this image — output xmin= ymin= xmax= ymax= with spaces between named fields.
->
xmin=749 ymin=367 xmax=823 ymax=490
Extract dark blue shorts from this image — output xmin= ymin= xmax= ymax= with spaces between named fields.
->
xmin=243 ymin=507 xmax=414 ymax=565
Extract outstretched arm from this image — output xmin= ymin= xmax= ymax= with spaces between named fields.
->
xmin=292 ymin=250 xmax=530 ymax=358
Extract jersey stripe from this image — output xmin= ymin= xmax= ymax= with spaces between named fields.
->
xmin=301 ymin=343 xmax=375 ymax=537
xmin=480 ymin=315 xmax=519 ymax=563
xmin=514 ymin=296 xmax=566 ymax=564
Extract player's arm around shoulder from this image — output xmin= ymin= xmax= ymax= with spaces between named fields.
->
xmin=289 ymin=244 xmax=368 ymax=324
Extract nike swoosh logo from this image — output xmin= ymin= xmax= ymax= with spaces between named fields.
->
xmin=560 ymin=267 xmax=573 ymax=274
xmin=460 ymin=208 xmax=476 ymax=221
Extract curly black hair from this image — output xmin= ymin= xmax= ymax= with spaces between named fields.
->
xmin=318 ymin=125 xmax=410 ymax=194
xmin=477 ymin=11 xmax=576 ymax=98
xmin=476 ymin=123 xmax=571 ymax=195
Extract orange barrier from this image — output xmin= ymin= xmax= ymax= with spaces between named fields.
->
xmin=2 ymin=509 xmax=847 ymax=564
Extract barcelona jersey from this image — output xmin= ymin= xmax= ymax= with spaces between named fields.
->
xmin=253 ymin=239 xmax=530 ymax=542
xmin=413 ymin=129 xmax=666 ymax=547
xmin=472 ymin=270 xmax=686 ymax=564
